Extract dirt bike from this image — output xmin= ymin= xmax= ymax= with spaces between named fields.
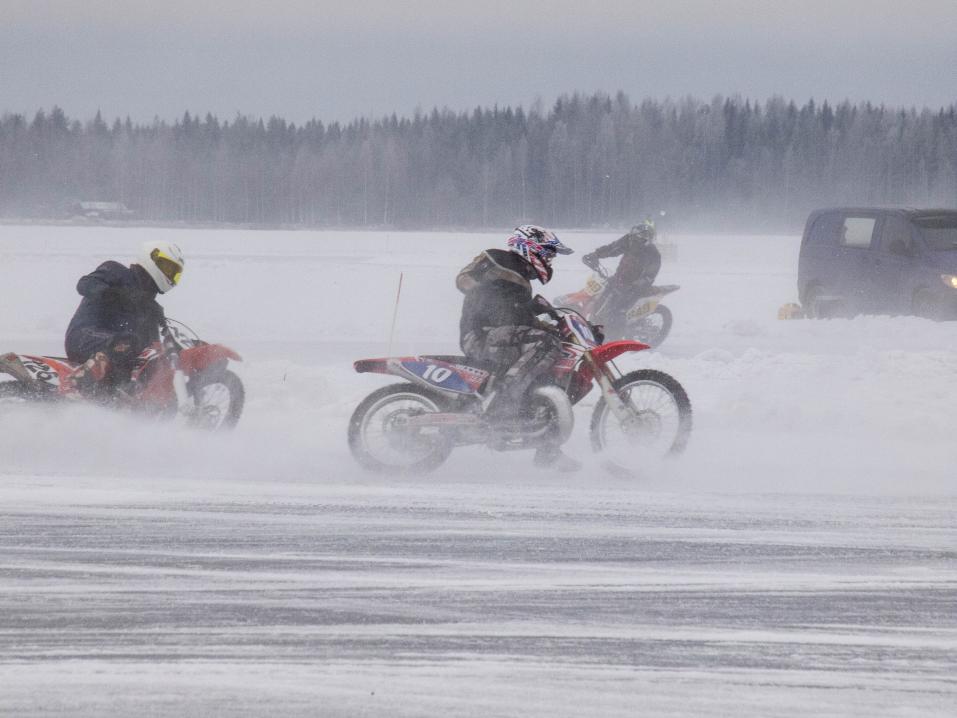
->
xmin=348 ymin=301 xmax=691 ymax=474
xmin=553 ymin=264 xmax=679 ymax=347
xmin=0 ymin=319 xmax=244 ymax=430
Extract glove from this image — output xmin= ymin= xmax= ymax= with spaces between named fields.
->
xmin=582 ymin=252 xmax=599 ymax=270
xmin=591 ymin=324 xmax=605 ymax=344
xmin=530 ymin=294 xmax=560 ymax=320
xmin=535 ymin=317 xmax=562 ymax=336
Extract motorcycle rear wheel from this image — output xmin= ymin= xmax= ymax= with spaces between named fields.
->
xmin=348 ymin=383 xmax=452 ymax=474
xmin=189 ymin=370 xmax=244 ymax=430
xmin=0 ymin=380 xmax=30 ymax=404
xmin=629 ymin=306 xmax=673 ymax=347
xmin=590 ymin=369 xmax=692 ymax=466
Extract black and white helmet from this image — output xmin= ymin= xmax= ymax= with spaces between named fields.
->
xmin=629 ymin=220 xmax=656 ymax=245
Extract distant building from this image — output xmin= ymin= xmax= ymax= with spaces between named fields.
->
xmin=70 ymin=201 xmax=135 ymax=220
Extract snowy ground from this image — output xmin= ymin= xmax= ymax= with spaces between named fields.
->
xmin=0 ymin=225 xmax=954 ymax=716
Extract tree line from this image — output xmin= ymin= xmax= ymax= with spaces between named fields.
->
xmin=1 ymin=93 xmax=955 ymax=230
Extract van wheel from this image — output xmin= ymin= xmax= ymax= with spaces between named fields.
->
xmin=805 ymin=286 xmax=837 ymax=319
xmin=913 ymin=290 xmax=941 ymax=321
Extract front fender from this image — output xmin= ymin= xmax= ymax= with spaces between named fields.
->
xmin=589 ymin=340 xmax=650 ymax=365
xmin=180 ymin=344 xmax=242 ymax=375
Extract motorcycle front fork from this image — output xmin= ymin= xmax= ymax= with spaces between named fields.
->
xmin=168 ymin=353 xmax=194 ymax=416
xmin=585 ymin=355 xmax=636 ymax=423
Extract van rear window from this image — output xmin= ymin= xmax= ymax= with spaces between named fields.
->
xmin=840 ymin=217 xmax=876 ymax=248
xmin=914 ymin=216 xmax=957 ymax=251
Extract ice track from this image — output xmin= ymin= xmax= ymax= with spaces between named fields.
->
xmin=1 ymin=479 xmax=954 ymax=717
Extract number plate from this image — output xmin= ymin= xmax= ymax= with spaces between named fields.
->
xmin=18 ymin=355 xmax=74 ymax=387
xmin=400 ymin=359 xmax=487 ymax=395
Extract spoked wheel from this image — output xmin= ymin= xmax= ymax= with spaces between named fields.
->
xmin=348 ymin=383 xmax=452 ymax=474
xmin=629 ymin=306 xmax=673 ymax=347
xmin=189 ymin=370 xmax=244 ymax=430
xmin=590 ymin=369 xmax=692 ymax=473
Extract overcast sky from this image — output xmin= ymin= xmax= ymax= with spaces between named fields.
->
xmin=2 ymin=0 xmax=956 ymax=124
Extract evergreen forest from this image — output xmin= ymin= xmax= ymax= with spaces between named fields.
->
xmin=2 ymin=92 xmax=956 ymax=230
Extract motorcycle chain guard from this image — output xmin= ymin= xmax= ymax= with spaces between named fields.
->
xmin=404 ymin=385 xmax=573 ymax=450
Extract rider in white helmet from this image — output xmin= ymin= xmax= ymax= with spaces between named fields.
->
xmin=64 ymin=241 xmax=185 ymax=397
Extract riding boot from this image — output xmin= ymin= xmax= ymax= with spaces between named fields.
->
xmin=533 ymin=446 xmax=582 ymax=473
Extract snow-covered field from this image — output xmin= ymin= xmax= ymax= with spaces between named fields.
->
xmin=1 ymin=225 xmax=954 ymax=716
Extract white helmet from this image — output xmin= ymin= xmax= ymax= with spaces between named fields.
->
xmin=139 ymin=241 xmax=185 ymax=293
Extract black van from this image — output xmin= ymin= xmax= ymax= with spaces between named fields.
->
xmin=798 ymin=207 xmax=957 ymax=319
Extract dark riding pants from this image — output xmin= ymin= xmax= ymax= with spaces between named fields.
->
xmin=462 ymin=325 xmax=561 ymax=412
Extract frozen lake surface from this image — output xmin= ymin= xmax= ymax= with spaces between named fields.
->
xmin=0 ymin=225 xmax=954 ymax=716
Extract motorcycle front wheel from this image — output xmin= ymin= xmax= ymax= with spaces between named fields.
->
xmin=348 ymin=383 xmax=452 ymax=474
xmin=590 ymin=369 xmax=692 ymax=466
xmin=628 ymin=305 xmax=673 ymax=347
xmin=189 ymin=370 xmax=245 ymax=430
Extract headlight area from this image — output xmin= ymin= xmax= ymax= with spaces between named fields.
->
xmin=941 ymin=274 xmax=957 ymax=289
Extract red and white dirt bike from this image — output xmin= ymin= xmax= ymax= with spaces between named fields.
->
xmin=0 ymin=319 xmax=244 ymax=430
xmin=348 ymin=302 xmax=691 ymax=474
xmin=554 ymin=263 xmax=679 ymax=348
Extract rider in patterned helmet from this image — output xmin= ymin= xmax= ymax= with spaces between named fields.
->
xmin=455 ymin=224 xmax=580 ymax=472
xmin=507 ymin=224 xmax=574 ymax=284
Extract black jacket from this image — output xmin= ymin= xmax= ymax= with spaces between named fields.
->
xmin=588 ymin=235 xmax=661 ymax=288
xmin=65 ymin=262 xmax=164 ymax=358
xmin=456 ymin=249 xmax=545 ymax=344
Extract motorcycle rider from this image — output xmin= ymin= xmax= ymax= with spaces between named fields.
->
xmin=63 ymin=241 xmax=185 ymax=398
xmin=581 ymin=220 xmax=661 ymax=336
xmin=456 ymin=225 xmax=580 ymax=472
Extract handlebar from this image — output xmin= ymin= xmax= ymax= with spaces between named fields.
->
xmin=160 ymin=321 xmax=177 ymax=350
xmin=161 ymin=318 xmax=204 ymax=352
xmin=543 ymin=299 xmax=603 ymax=336
xmin=584 ymin=259 xmax=609 ymax=279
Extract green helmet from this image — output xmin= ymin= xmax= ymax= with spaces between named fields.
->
xmin=630 ymin=220 xmax=656 ymax=245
